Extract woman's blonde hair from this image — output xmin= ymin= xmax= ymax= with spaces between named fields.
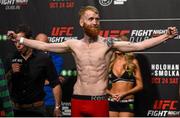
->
xmin=109 ymin=35 xmax=137 ymax=74
xmin=109 ymin=52 xmax=136 ymax=73
xmin=124 ymin=53 xmax=136 ymax=74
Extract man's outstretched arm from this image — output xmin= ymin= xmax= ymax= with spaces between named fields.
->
xmin=7 ymin=31 xmax=71 ymax=53
xmin=112 ymin=27 xmax=178 ymax=52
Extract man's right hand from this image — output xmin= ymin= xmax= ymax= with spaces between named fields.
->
xmin=7 ymin=31 xmax=18 ymax=41
xmin=11 ymin=63 xmax=21 ymax=73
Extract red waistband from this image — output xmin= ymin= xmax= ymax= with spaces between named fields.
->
xmin=72 ymin=95 xmax=107 ymax=100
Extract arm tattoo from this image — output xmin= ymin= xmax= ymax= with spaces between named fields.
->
xmin=106 ymin=37 xmax=114 ymax=47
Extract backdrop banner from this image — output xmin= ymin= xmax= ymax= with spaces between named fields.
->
xmin=0 ymin=0 xmax=180 ymax=116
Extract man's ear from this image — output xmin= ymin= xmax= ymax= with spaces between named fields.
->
xmin=79 ymin=19 xmax=84 ymax=27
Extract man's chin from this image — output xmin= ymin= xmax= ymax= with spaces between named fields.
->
xmin=86 ymin=30 xmax=100 ymax=38
xmin=87 ymin=33 xmax=98 ymax=38
xmin=83 ymin=25 xmax=100 ymax=38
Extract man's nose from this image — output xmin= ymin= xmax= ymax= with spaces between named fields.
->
xmin=92 ymin=19 xmax=98 ymax=25
xmin=17 ymin=45 xmax=21 ymax=48
xmin=15 ymin=42 xmax=20 ymax=46
xmin=16 ymin=43 xmax=22 ymax=48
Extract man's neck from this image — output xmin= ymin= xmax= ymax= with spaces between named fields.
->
xmin=21 ymin=49 xmax=32 ymax=60
xmin=83 ymin=34 xmax=98 ymax=44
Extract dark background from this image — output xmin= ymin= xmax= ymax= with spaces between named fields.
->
xmin=0 ymin=0 xmax=179 ymax=116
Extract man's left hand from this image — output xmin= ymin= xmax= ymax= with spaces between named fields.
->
xmin=166 ymin=27 xmax=178 ymax=38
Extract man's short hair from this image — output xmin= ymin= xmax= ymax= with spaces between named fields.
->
xmin=15 ymin=24 xmax=32 ymax=39
xmin=78 ymin=6 xmax=99 ymax=19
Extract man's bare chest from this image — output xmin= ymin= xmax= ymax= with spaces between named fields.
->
xmin=72 ymin=43 xmax=109 ymax=64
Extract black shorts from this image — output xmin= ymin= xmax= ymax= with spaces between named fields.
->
xmin=108 ymin=98 xmax=134 ymax=112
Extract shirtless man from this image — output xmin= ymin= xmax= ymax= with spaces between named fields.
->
xmin=8 ymin=6 xmax=178 ymax=117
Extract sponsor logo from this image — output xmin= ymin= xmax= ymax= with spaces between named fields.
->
xmin=147 ymin=100 xmax=179 ymax=117
xmin=48 ymin=0 xmax=74 ymax=9
xmin=49 ymin=26 xmax=78 ymax=43
xmin=99 ymin=0 xmax=112 ymax=6
xmin=114 ymin=0 xmax=127 ymax=5
xmin=99 ymin=29 xmax=130 ymax=38
xmin=153 ymin=100 xmax=177 ymax=110
xmin=61 ymin=69 xmax=77 ymax=77
xmin=99 ymin=28 xmax=180 ymax=42
xmin=130 ymin=29 xmax=166 ymax=42
xmin=0 ymin=34 xmax=7 ymax=41
xmin=0 ymin=0 xmax=28 ymax=10
xmin=168 ymin=111 xmax=180 ymax=117
xmin=99 ymin=0 xmax=127 ymax=6
xmin=48 ymin=37 xmax=77 ymax=43
xmin=91 ymin=96 xmax=107 ymax=100
xmin=147 ymin=110 xmax=168 ymax=117
xmin=48 ymin=27 xmax=179 ymax=44
xmin=51 ymin=26 xmax=74 ymax=36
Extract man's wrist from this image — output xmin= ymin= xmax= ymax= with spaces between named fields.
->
xmin=163 ymin=33 xmax=170 ymax=40
xmin=55 ymin=104 xmax=61 ymax=109
xmin=19 ymin=37 xmax=25 ymax=44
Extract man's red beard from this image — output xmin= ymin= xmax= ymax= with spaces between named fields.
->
xmin=83 ymin=23 xmax=100 ymax=38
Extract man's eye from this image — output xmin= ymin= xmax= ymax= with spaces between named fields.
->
xmin=96 ymin=18 xmax=100 ymax=21
xmin=89 ymin=18 xmax=93 ymax=21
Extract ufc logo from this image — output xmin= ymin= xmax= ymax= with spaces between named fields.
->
xmin=153 ymin=100 xmax=177 ymax=110
xmin=51 ymin=26 xmax=74 ymax=36
xmin=99 ymin=30 xmax=130 ymax=37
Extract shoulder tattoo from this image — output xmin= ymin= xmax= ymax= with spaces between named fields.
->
xmin=106 ymin=37 xmax=114 ymax=47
